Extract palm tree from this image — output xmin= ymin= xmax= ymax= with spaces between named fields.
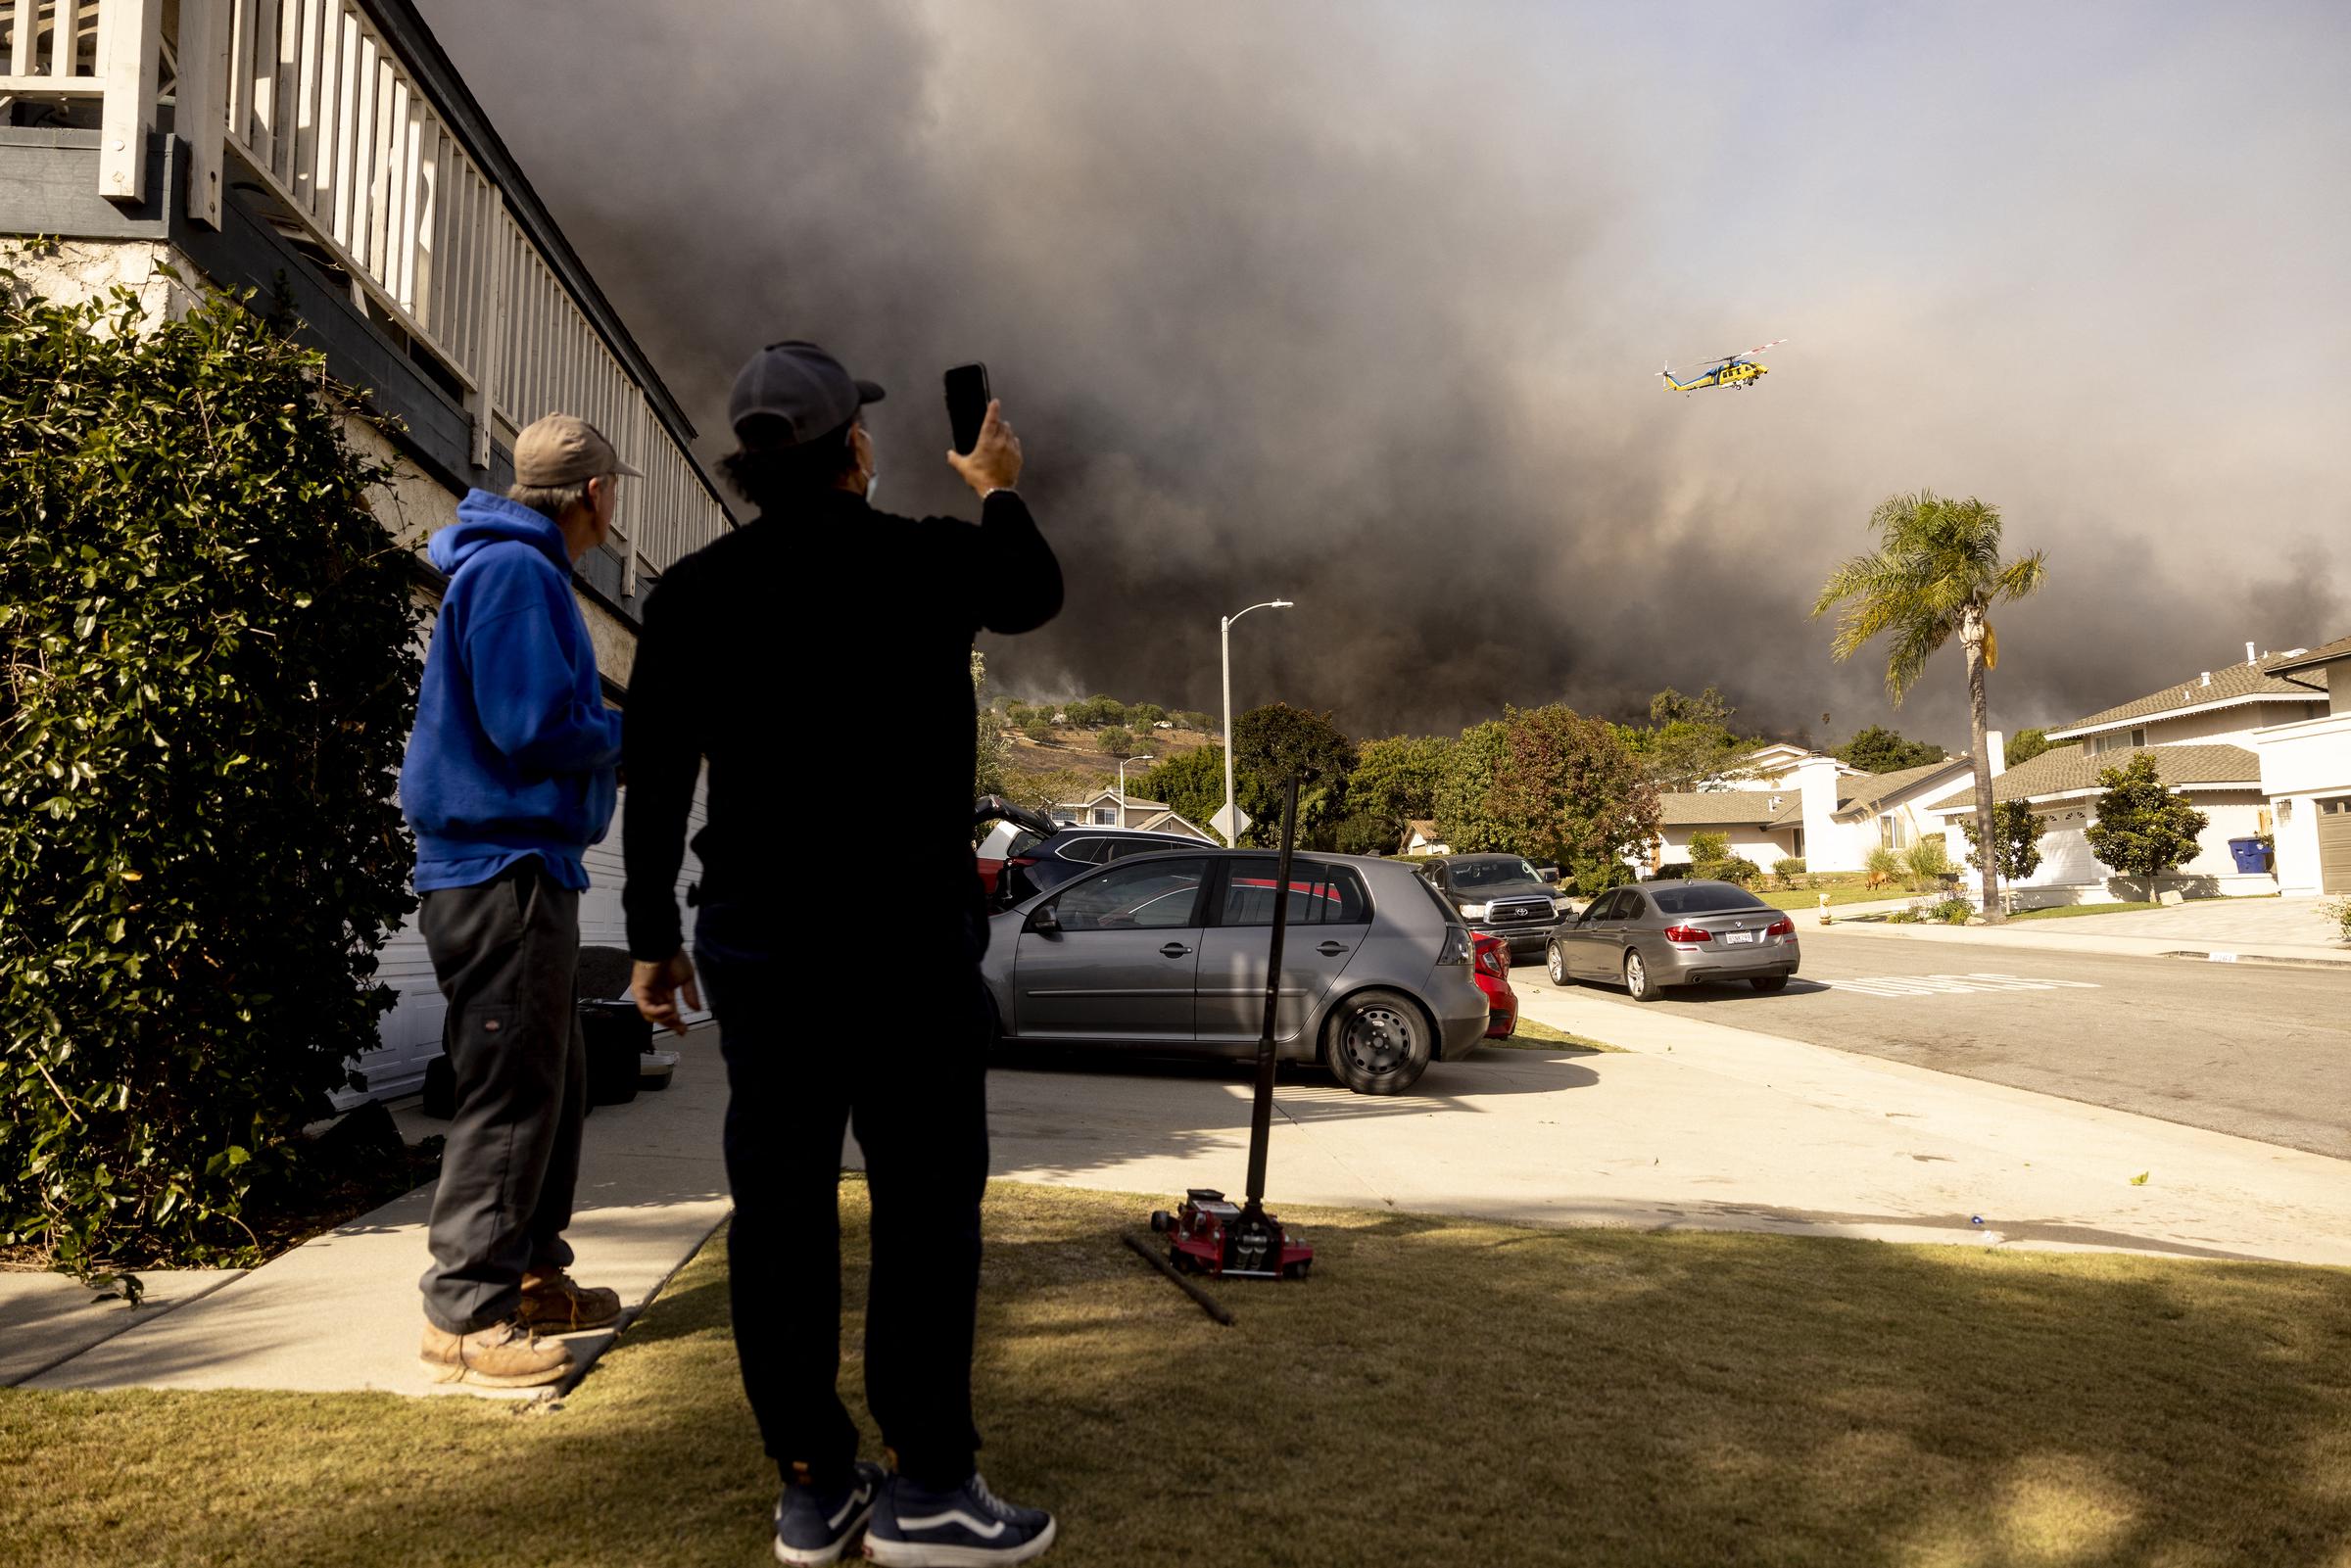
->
xmin=1812 ymin=492 xmax=2046 ymax=922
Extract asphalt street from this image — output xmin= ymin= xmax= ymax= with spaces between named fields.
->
xmin=1524 ymin=927 xmax=2351 ymax=1159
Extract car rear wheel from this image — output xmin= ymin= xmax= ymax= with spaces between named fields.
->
xmin=1546 ymin=942 xmax=1568 ymax=987
xmin=1751 ymin=975 xmax=1789 ymax=993
xmin=1623 ymin=949 xmax=1663 ymax=1003
xmin=1324 ymin=988 xmax=1432 ymax=1095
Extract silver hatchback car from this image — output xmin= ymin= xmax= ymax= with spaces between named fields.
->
xmin=982 ymin=850 xmax=1490 ymax=1094
xmin=1545 ymin=879 xmax=1799 ymax=1002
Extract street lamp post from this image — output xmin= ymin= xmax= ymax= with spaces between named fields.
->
xmin=1118 ymin=753 xmax=1153 ymax=825
xmin=1219 ymin=598 xmax=1295 ymax=845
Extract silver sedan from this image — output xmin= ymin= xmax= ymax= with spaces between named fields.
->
xmin=981 ymin=850 xmax=1491 ymax=1093
xmin=1545 ymin=879 xmax=1799 ymax=1002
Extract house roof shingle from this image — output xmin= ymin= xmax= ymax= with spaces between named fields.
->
xmin=1751 ymin=758 xmax=1972 ymax=828
xmin=1921 ymin=743 xmax=2259 ymax=812
xmin=2267 ymin=635 xmax=2351 ymax=680
xmin=1656 ymin=789 xmax=1788 ymax=828
xmin=2048 ymin=657 xmax=2327 ymax=737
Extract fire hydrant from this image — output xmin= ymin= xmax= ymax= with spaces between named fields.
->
xmin=1818 ymin=890 xmax=1833 ymax=927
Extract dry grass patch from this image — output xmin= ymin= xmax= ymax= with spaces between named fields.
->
xmin=1484 ymin=1015 xmax=1625 ymax=1052
xmin=5 ymin=1182 xmax=2349 ymax=1566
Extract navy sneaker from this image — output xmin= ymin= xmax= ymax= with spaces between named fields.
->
xmin=773 ymin=1460 xmax=885 ymax=1565
xmin=862 ymin=1472 xmax=1057 ymax=1566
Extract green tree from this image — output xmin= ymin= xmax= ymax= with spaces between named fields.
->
xmin=972 ymin=651 xmax=1007 ymax=797
xmin=1020 ymin=719 xmax=1054 ymax=744
xmin=1619 ymin=685 xmax=1757 ymax=791
xmin=1687 ymin=831 xmax=1732 ymax=872
xmin=1836 ymin=724 xmax=1946 ymax=773
xmin=1137 ymin=746 xmax=1226 ymax=841
xmin=0 ymin=269 xmax=421 ymax=1291
xmin=1233 ymin=702 xmax=1357 ymax=848
xmin=1813 ymin=490 xmax=2047 ymax=922
xmin=1453 ymin=705 xmax=1660 ymax=890
xmin=1961 ymin=800 xmax=2046 ymax=892
xmin=1433 ymin=720 xmax=1511 ymax=852
xmin=1175 ymin=710 xmax=1215 ymax=734
xmin=1096 ymin=725 xmax=1136 ymax=756
xmin=1346 ymin=735 xmax=1452 ymax=851
xmin=2005 ymin=727 xmax=2052 ymax=766
xmin=1128 ymin=702 xmax=1166 ymax=729
xmin=2083 ymin=753 xmax=2208 ymax=903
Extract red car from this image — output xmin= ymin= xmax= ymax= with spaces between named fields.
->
xmin=1473 ymin=933 xmax=1517 ymax=1038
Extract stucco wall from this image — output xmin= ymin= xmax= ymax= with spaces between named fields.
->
xmin=5 ymin=236 xmax=202 ymax=326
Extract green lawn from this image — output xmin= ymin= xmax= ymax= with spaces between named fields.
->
xmin=6 ymin=1181 xmax=2348 ymax=1566
xmin=2012 ymin=900 xmax=2167 ymax=921
xmin=1754 ymin=885 xmax=1905 ymax=910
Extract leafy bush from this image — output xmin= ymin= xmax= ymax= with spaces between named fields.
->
xmin=1865 ymin=845 xmax=1904 ymax=887
xmin=0 ymin=266 xmax=421 ymax=1293
xmin=1772 ymin=856 xmax=1807 ymax=888
xmin=2322 ymin=896 xmax=2351 ymax=945
xmin=1903 ymin=836 xmax=1951 ymax=890
xmin=1021 ymin=719 xmax=1054 ymax=743
xmin=1128 ymin=702 xmax=1166 ymax=729
xmin=1096 ymin=725 xmax=1136 ymax=755
xmin=1687 ymin=831 xmax=1731 ymax=865
xmin=1715 ymin=856 xmax=1763 ymax=887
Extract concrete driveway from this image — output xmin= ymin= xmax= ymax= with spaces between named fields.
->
xmin=2005 ymin=894 xmax=2342 ymax=948
xmin=972 ymin=984 xmax=2351 ymax=1268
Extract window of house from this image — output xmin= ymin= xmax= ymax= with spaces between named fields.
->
xmin=1880 ymin=813 xmax=1908 ymax=849
xmin=1093 ymin=807 xmax=1118 ymax=825
xmin=2129 ymin=727 xmax=2147 ymax=747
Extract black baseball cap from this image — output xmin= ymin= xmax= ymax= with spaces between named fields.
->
xmin=729 ymin=340 xmax=885 ymax=445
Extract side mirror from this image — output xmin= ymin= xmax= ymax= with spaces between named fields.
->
xmin=1026 ymin=902 xmax=1061 ymax=935
xmin=1538 ymin=866 xmax=1560 ymax=883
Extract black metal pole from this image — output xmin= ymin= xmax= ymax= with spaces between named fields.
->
xmin=1244 ymin=776 xmax=1300 ymax=1209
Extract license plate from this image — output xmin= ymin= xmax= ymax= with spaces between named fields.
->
xmin=1721 ymin=930 xmax=1756 ymax=945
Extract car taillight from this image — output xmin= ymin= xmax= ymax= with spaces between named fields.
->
xmin=1660 ymin=925 xmax=1711 ymax=943
xmin=1475 ymin=946 xmax=1507 ymax=978
xmin=1007 ymin=855 xmax=1039 ymax=869
xmin=1437 ymin=926 xmax=1472 ymax=965
xmin=1765 ymin=917 xmax=1795 ymax=936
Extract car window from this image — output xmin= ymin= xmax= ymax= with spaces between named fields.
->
xmin=1583 ymin=890 xmax=1622 ymax=922
xmin=1449 ymin=858 xmax=1544 ymax=890
xmin=1005 ymin=830 xmax=1043 ymax=859
xmin=1052 ymin=858 xmax=1210 ymax=931
xmin=1106 ymin=837 xmax=1188 ymax=860
xmin=1613 ymin=890 xmax=1650 ymax=922
xmin=1055 ymin=836 xmax=1110 ymax=865
xmin=1215 ymin=860 xmax=1370 ymax=927
xmin=1651 ymin=883 xmax=1770 ymax=916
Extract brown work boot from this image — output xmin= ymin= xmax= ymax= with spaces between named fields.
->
xmin=519 ymin=1267 xmax=623 ymax=1332
xmin=419 ymin=1318 xmax=573 ymax=1388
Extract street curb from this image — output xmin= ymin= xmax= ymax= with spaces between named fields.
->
xmin=2158 ymin=949 xmax=2351 ymax=971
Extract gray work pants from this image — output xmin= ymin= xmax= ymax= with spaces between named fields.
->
xmin=415 ymin=858 xmax=586 ymax=1334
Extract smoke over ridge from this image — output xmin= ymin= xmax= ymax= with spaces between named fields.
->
xmin=415 ymin=0 xmax=2351 ymax=746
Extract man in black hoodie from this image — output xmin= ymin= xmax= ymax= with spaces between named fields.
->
xmin=623 ymin=342 xmax=1062 ymax=1567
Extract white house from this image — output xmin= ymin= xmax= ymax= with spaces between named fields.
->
xmin=1050 ymin=790 xmax=1214 ymax=841
xmin=1922 ymin=645 xmax=2338 ymax=906
xmin=0 ymin=0 xmax=738 ymax=1099
xmin=1644 ymin=745 xmax=1979 ymax=874
xmin=2254 ymin=637 xmax=2351 ymax=895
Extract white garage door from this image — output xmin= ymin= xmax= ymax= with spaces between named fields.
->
xmin=2320 ymin=795 xmax=2351 ymax=895
xmin=2018 ymin=807 xmax=2101 ymax=887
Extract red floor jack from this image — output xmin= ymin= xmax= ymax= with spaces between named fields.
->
xmin=1148 ymin=777 xmax=1316 ymax=1282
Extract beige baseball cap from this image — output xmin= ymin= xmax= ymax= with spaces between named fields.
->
xmin=513 ymin=413 xmax=644 ymax=486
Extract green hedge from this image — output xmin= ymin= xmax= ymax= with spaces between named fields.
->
xmin=0 ymin=261 xmax=421 ymax=1294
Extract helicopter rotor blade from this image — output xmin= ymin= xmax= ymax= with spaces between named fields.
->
xmin=1742 ymin=337 xmax=1788 ymax=357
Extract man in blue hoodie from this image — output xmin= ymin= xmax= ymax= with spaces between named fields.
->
xmin=400 ymin=413 xmax=633 ymax=1389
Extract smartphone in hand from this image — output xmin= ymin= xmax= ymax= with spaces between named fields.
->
xmin=944 ymin=362 xmax=990 ymax=455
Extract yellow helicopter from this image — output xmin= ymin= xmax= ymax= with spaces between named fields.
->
xmin=1660 ymin=338 xmax=1787 ymax=393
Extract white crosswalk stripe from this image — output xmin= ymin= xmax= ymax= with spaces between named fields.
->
xmin=1822 ymin=972 xmax=2102 ymax=998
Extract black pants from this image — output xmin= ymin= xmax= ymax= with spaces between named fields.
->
xmin=416 ymin=859 xmax=587 ymax=1335
xmin=696 ymin=901 xmax=989 ymax=1487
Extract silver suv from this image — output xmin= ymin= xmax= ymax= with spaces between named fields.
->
xmin=981 ymin=850 xmax=1489 ymax=1094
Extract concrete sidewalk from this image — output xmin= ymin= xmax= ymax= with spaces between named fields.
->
xmin=984 ymin=988 xmax=2351 ymax=1269
xmin=24 ymin=1022 xmax=729 ymax=1401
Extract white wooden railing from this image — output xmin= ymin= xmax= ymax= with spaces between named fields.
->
xmin=2 ymin=0 xmax=729 ymax=587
